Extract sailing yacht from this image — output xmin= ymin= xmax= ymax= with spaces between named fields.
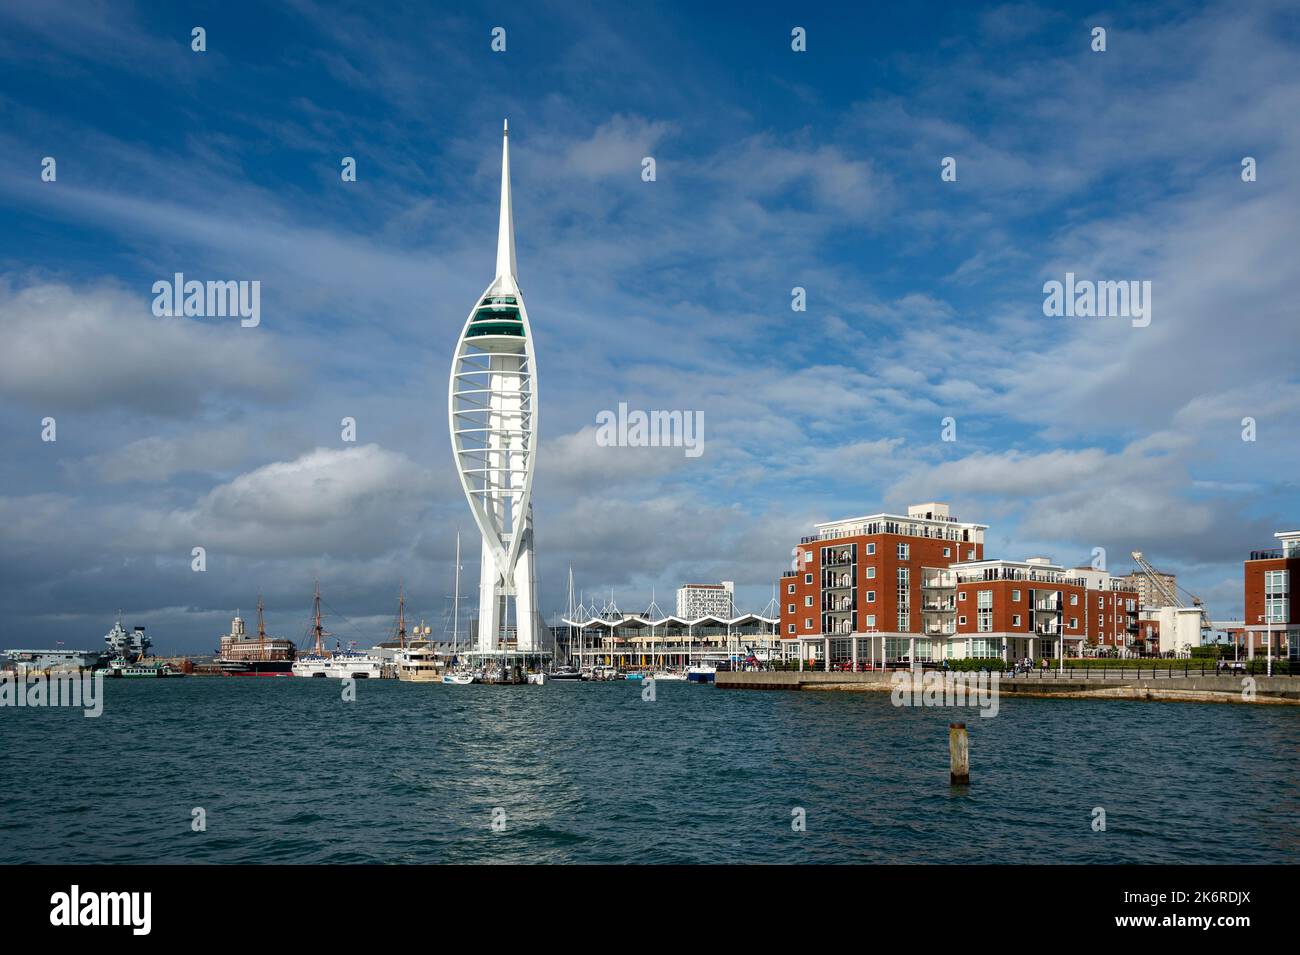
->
xmin=440 ymin=531 xmax=474 ymax=685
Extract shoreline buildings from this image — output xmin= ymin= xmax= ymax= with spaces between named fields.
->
xmin=449 ymin=119 xmax=540 ymax=653
xmin=1242 ymin=529 xmax=1299 ymax=659
xmin=561 ymin=583 xmax=778 ymax=669
xmin=676 ymin=581 xmax=735 ymax=619
xmin=781 ymin=502 xmax=1143 ymax=666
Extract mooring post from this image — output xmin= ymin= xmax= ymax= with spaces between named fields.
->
xmin=949 ymin=722 xmax=969 ymax=785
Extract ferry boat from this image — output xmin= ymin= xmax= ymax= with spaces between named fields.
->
xmin=290 ymin=581 xmax=383 ymax=678
xmin=323 ymin=648 xmax=384 ymax=679
xmin=105 ymin=658 xmax=181 ymax=678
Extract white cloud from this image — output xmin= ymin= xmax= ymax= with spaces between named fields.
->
xmin=0 ymin=281 xmax=290 ymax=415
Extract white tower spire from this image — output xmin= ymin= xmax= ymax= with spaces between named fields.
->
xmin=496 ymin=118 xmax=517 ymax=288
xmin=449 ymin=120 xmax=539 ymax=655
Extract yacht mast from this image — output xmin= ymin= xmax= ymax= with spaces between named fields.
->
xmin=257 ymin=595 xmax=267 ymax=662
xmin=397 ymin=581 xmax=407 ymax=649
xmin=452 ymin=530 xmax=461 ymax=657
xmin=567 ymin=565 xmax=574 ymax=666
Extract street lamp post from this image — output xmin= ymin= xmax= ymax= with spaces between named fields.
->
xmin=1257 ymin=613 xmax=1272 ymax=678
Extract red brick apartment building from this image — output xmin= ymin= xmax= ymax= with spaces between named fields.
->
xmin=1241 ymin=529 xmax=1299 ymax=659
xmin=780 ymin=503 xmax=1140 ymax=666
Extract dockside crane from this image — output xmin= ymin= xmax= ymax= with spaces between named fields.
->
xmin=1130 ymin=551 xmax=1215 ymax=639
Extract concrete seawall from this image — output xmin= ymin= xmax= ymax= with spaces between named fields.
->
xmin=714 ymin=670 xmax=1300 ymax=705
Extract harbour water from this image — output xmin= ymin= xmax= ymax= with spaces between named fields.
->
xmin=1 ymin=678 xmax=1296 ymax=864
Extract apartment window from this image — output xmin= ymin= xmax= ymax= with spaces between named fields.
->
xmin=1011 ymin=589 xmax=1021 ymax=601
xmin=1126 ymin=598 xmax=1136 ymax=612
xmin=958 ymin=592 xmax=967 ymax=601
xmin=943 ymin=547 xmax=951 ymax=558
xmin=866 ymin=543 xmax=876 ymax=555
xmin=1070 ymin=594 xmax=1078 ymax=606
xmin=803 ymin=551 xmax=812 ymax=564
xmin=959 ymin=615 xmax=967 ymax=626
xmin=866 ymin=590 xmax=876 ymax=603
xmin=805 ymin=595 xmax=813 ymax=607
xmin=1012 ymin=615 xmax=1021 ymax=627
xmin=787 ymin=624 xmax=795 ymax=634
xmin=1265 ymin=570 xmax=1289 ymax=623
xmin=804 ymin=573 xmax=812 ymax=584
xmin=1070 ymin=618 xmax=1078 ymax=629
xmin=866 ymin=614 xmax=876 ymax=628
xmin=1098 ymin=615 xmax=1103 ymax=628
xmin=804 ymin=618 xmax=813 ymax=629
xmin=787 ymin=583 xmax=795 ymax=595
xmin=897 ymin=543 xmax=909 ymax=560
xmin=787 ymin=603 xmax=794 ymax=614
xmin=977 ymin=590 xmax=992 ymax=633
xmin=967 ymin=549 xmax=975 ymax=560
xmin=866 ymin=566 xmax=876 ymax=579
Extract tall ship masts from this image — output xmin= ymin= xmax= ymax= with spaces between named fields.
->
xmin=397 ymin=582 xmax=407 ymax=650
xmin=257 ymin=595 xmax=267 ymax=661
xmin=312 ymin=578 xmax=328 ymax=657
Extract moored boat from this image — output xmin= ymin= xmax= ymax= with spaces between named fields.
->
xmin=686 ymin=663 xmax=717 ymax=683
xmin=106 ymin=657 xmax=181 ymax=678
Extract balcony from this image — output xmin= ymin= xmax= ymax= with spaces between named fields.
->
xmin=823 ymin=576 xmax=853 ymax=591
xmin=1035 ymin=624 xmax=1060 ymax=636
xmin=922 ymin=600 xmax=956 ymax=612
xmin=1250 ymin=549 xmax=1283 ymax=561
xmin=925 ymin=624 xmax=957 ymax=636
xmin=922 ymin=572 xmax=956 ymax=589
xmin=1034 ymin=599 xmax=1062 ymax=612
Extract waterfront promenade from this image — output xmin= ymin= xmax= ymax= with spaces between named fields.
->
xmin=716 ymin=669 xmax=1300 ymax=704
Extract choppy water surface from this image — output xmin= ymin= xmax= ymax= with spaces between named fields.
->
xmin=1 ymin=678 xmax=1295 ymax=864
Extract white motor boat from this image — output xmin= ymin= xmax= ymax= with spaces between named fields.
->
xmin=652 ymin=670 xmax=688 ymax=682
xmin=325 ymin=649 xmax=385 ymax=679
xmin=686 ymin=663 xmax=718 ymax=683
xmin=441 ymin=671 xmax=474 ymax=685
xmin=291 ymin=653 xmax=331 ymax=678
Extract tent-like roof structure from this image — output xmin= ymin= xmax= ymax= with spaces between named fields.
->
xmin=561 ymin=612 xmax=776 ymax=630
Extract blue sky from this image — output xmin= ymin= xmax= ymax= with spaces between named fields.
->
xmin=1 ymin=0 xmax=1297 ymax=653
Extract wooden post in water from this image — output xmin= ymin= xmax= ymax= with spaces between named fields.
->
xmin=949 ymin=722 xmax=970 ymax=785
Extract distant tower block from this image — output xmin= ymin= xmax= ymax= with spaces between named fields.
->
xmin=448 ymin=119 xmax=539 ymax=652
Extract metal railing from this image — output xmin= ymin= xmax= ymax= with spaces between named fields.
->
xmin=1249 ymin=549 xmax=1283 ymax=560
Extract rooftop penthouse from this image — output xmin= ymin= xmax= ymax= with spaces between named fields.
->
xmin=1248 ymin=530 xmax=1300 ymax=562
xmin=805 ymin=502 xmax=988 ymax=545
xmin=952 ymin=557 xmax=1085 ymax=587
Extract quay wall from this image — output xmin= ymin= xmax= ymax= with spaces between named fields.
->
xmin=714 ymin=670 xmax=1300 ymax=704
